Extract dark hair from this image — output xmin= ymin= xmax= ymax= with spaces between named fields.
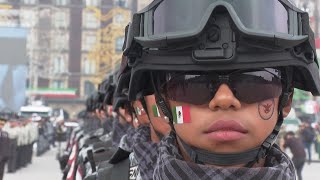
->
xmin=284 ymin=131 xmax=295 ymax=140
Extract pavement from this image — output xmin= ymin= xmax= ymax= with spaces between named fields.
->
xmin=3 ymin=145 xmax=320 ymax=180
xmin=284 ymin=146 xmax=320 ymax=180
xmin=3 ymin=146 xmax=62 ymax=180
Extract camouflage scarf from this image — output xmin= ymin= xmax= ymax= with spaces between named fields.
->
xmin=132 ymin=126 xmax=159 ymax=180
xmin=153 ymin=132 xmax=296 ymax=180
xmin=111 ymin=118 xmax=129 ymax=146
xmin=119 ymin=126 xmax=136 ymax=152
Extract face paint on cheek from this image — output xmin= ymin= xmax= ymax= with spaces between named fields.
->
xmin=172 ymin=105 xmax=191 ymax=124
xmin=258 ymin=99 xmax=275 ymax=120
xmin=152 ymin=105 xmax=161 ymax=117
xmin=135 ymin=107 xmax=145 ymax=116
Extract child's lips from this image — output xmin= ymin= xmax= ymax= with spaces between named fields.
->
xmin=205 ymin=120 xmax=248 ymax=142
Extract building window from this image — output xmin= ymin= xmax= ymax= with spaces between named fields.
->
xmin=115 ymin=36 xmax=124 ymax=52
xmin=82 ymin=32 xmax=97 ymax=51
xmin=23 ymin=0 xmax=37 ymax=4
xmin=84 ymin=12 xmax=99 ymax=29
xmin=83 ymin=58 xmax=96 ymax=75
xmin=53 ymin=11 xmax=68 ymax=28
xmin=20 ymin=9 xmax=37 ymax=27
xmin=53 ymin=56 xmax=65 ymax=74
xmin=55 ymin=0 xmax=68 ymax=6
xmin=53 ymin=33 xmax=69 ymax=50
xmin=114 ymin=0 xmax=128 ymax=8
xmin=85 ymin=0 xmax=100 ymax=6
xmin=52 ymin=80 xmax=65 ymax=89
xmin=0 ymin=9 xmax=19 ymax=27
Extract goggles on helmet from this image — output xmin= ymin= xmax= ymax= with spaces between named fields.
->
xmin=124 ymin=0 xmax=309 ymax=51
xmin=160 ymin=68 xmax=282 ymax=105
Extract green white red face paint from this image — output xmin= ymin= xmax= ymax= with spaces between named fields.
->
xmin=152 ymin=104 xmax=191 ymax=124
xmin=172 ymin=106 xmax=191 ymax=124
xmin=136 ymin=107 xmax=144 ymax=116
xmin=152 ymin=105 xmax=161 ymax=117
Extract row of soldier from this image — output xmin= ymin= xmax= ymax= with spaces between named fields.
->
xmin=58 ymin=56 xmax=172 ymax=180
xmin=0 ymin=113 xmax=55 ymax=180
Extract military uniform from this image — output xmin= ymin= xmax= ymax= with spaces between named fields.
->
xmin=2 ymin=122 xmax=19 ymax=172
xmin=0 ymin=130 xmax=10 ymax=180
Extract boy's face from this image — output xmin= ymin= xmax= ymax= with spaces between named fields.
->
xmin=144 ymin=95 xmax=171 ymax=136
xmin=95 ymin=109 xmax=102 ymax=119
xmin=99 ymin=109 xmax=106 ymax=119
xmin=106 ymin=105 xmax=113 ymax=117
xmin=170 ymin=83 xmax=292 ymax=154
xmin=119 ymin=106 xmax=132 ymax=124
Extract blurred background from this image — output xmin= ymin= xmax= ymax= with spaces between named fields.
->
xmin=0 ymin=0 xmax=319 ymax=180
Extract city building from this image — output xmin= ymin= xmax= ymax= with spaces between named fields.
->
xmin=0 ymin=0 xmax=134 ymax=100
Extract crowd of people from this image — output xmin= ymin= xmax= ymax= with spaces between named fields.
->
xmin=0 ymin=113 xmax=38 ymax=180
xmin=0 ymin=112 xmax=59 ymax=180
xmin=279 ymin=121 xmax=320 ymax=180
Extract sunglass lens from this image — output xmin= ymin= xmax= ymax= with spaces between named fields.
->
xmin=162 ymin=75 xmax=212 ymax=105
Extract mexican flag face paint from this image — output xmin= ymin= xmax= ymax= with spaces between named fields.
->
xmin=136 ymin=107 xmax=142 ymax=116
xmin=152 ymin=105 xmax=161 ymax=117
xmin=172 ymin=106 xmax=191 ymax=124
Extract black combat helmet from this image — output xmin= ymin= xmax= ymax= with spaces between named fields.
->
xmin=123 ymin=0 xmax=320 ymax=167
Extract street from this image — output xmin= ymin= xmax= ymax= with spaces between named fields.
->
xmin=2 ymin=146 xmax=320 ymax=180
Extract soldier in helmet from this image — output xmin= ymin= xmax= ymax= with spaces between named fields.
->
xmin=103 ymin=56 xmax=170 ymax=180
xmin=123 ymin=0 xmax=320 ymax=179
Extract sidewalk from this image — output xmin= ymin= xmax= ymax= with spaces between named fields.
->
xmin=4 ymin=146 xmax=61 ymax=180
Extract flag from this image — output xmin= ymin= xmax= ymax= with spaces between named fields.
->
xmin=172 ymin=106 xmax=191 ymax=124
xmin=76 ymin=166 xmax=83 ymax=180
xmin=66 ymin=160 xmax=75 ymax=180
xmin=152 ymin=105 xmax=160 ymax=117
xmin=136 ymin=107 xmax=142 ymax=115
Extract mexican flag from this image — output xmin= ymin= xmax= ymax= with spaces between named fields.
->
xmin=172 ymin=106 xmax=191 ymax=124
xmin=136 ymin=107 xmax=142 ymax=115
xmin=152 ymin=105 xmax=160 ymax=117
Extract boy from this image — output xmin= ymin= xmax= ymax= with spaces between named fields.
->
xmin=124 ymin=0 xmax=320 ymax=179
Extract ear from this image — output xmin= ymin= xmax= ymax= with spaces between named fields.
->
xmin=282 ymin=90 xmax=294 ymax=118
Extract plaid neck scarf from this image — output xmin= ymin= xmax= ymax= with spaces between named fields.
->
xmin=102 ymin=117 xmax=113 ymax=134
xmin=119 ymin=126 xmax=136 ymax=152
xmin=153 ymin=132 xmax=296 ymax=180
xmin=111 ymin=118 xmax=130 ymax=146
xmin=132 ymin=126 xmax=160 ymax=180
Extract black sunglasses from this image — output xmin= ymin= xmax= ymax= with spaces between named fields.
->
xmin=160 ymin=68 xmax=283 ymax=105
